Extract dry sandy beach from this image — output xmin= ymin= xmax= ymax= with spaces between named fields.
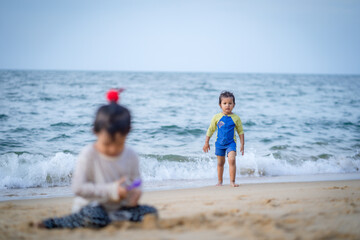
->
xmin=1 ymin=180 xmax=360 ymax=240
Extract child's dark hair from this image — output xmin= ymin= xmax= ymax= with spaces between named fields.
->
xmin=219 ymin=91 xmax=235 ymax=104
xmin=93 ymin=103 xmax=131 ymax=139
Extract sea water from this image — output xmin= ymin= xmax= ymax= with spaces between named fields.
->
xmin=0 ymin=70 xmax=359 ymax=200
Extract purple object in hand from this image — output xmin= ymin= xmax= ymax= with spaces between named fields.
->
xmin=126 ymin=179 xmax=142 ymax=191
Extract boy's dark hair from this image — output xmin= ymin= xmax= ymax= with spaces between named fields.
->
xmin=219 ymin=91 xmax=235 ymax=104
xmin=93 ymin=103 xmax=131 ymax=139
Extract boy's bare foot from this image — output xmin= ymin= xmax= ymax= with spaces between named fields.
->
xmin=216 ymin=182 xmax=223 ymax=186
xmin=230 ymin=182 xmax=239 ymax=187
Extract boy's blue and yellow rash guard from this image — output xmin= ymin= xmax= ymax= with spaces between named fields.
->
xmin=206 ymin=113 xmax=244 ymax=148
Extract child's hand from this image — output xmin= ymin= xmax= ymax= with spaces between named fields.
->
xmin=127 ymin=188 xmax=142 ymax=206
xmin=240 ymin=145 xmax=244 ymax=156
xmin=203 ymin=143 xmax=210 ymax=153
xmin=117 ymin=177 xmax=127 ymax=200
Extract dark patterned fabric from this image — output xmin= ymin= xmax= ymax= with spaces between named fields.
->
xmin=42 ymin=204 xmax=157 ymax=229
xmin=112 ymin=205 xmax=158 ymax=222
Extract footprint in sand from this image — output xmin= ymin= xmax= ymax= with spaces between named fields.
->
xmin=236 ymin=195 xmax=248 ymax=200
xmin=263 ymin=198 xmax=280 ymax=207
xmin=327 ymin=186 xmax=348 ymax=190
xmin=264 ymin=198 xmax=275 ymax=204
xmin=159 ymin=204 xmax=169 ymax=210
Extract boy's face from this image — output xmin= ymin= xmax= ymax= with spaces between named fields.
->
xmin=95 ymin=130 xmax=127 ymax=157
xmin=219 ymin=97 xmax=235 ymax=115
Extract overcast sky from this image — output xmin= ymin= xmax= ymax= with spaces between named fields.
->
xmin=0 ymin=0 xmax=359 ymax=74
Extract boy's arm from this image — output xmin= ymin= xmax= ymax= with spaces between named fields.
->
xmin=234 ymin=116 xmax=245 ymax=155
xmin=234 ymin=116 xmax=244 ymax=136
xmin=203 ymin=115 xmax=218 ymax=152
xmin=206 ymin=117 xmax=217 ymax=137
xmin=203 ymin=136 xmax=211 ymax=152
xmin=239 ymin=134 xmax=245 ymax=155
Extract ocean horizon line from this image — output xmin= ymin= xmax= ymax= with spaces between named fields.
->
xmin=0 ymin=68 xmax=359 ymax=77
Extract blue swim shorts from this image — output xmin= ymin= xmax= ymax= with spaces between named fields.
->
xmin=215 ymin=141 xmax=236 ymax=156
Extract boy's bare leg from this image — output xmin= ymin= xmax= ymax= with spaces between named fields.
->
xmin=228 ymin=151 xmax=239 ymax=187
xmin=217 ymin=156 xmax=225 ymax=186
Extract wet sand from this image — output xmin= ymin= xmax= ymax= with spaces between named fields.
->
xmin=1 ymin=180 xmax=360 ymax=240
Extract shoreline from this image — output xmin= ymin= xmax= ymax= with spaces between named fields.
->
xmin=1 ymin=179 xmax=360 ymax=240
xmin=1 ymin=172 xmax=360 ymax=202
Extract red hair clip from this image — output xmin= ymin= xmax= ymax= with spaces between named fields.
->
xmin=106 ymin=88 xmax=125 ymax=103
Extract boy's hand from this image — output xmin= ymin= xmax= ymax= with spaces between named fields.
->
xmin=203 ymin=142 xmax=210 ymax=153
xmin=240 ymin=145 xmax=244 ymax=156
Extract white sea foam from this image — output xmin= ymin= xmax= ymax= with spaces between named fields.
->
xmin=0 ymin=153 xmax=75 ymax=189
xmin=238 ymin=148 xmax=360 ymax=177
xmin=140 ymin=155 xmax=218 ymax=181
xmin=0 ymin=150 xmax=359 ymax=189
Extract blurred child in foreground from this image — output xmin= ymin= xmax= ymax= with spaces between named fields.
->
xmin=39 ymin=89 xmax=157 ymax=229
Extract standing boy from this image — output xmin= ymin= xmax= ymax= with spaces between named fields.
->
xmin=203 ymin=91 xmax=245 ymax=187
